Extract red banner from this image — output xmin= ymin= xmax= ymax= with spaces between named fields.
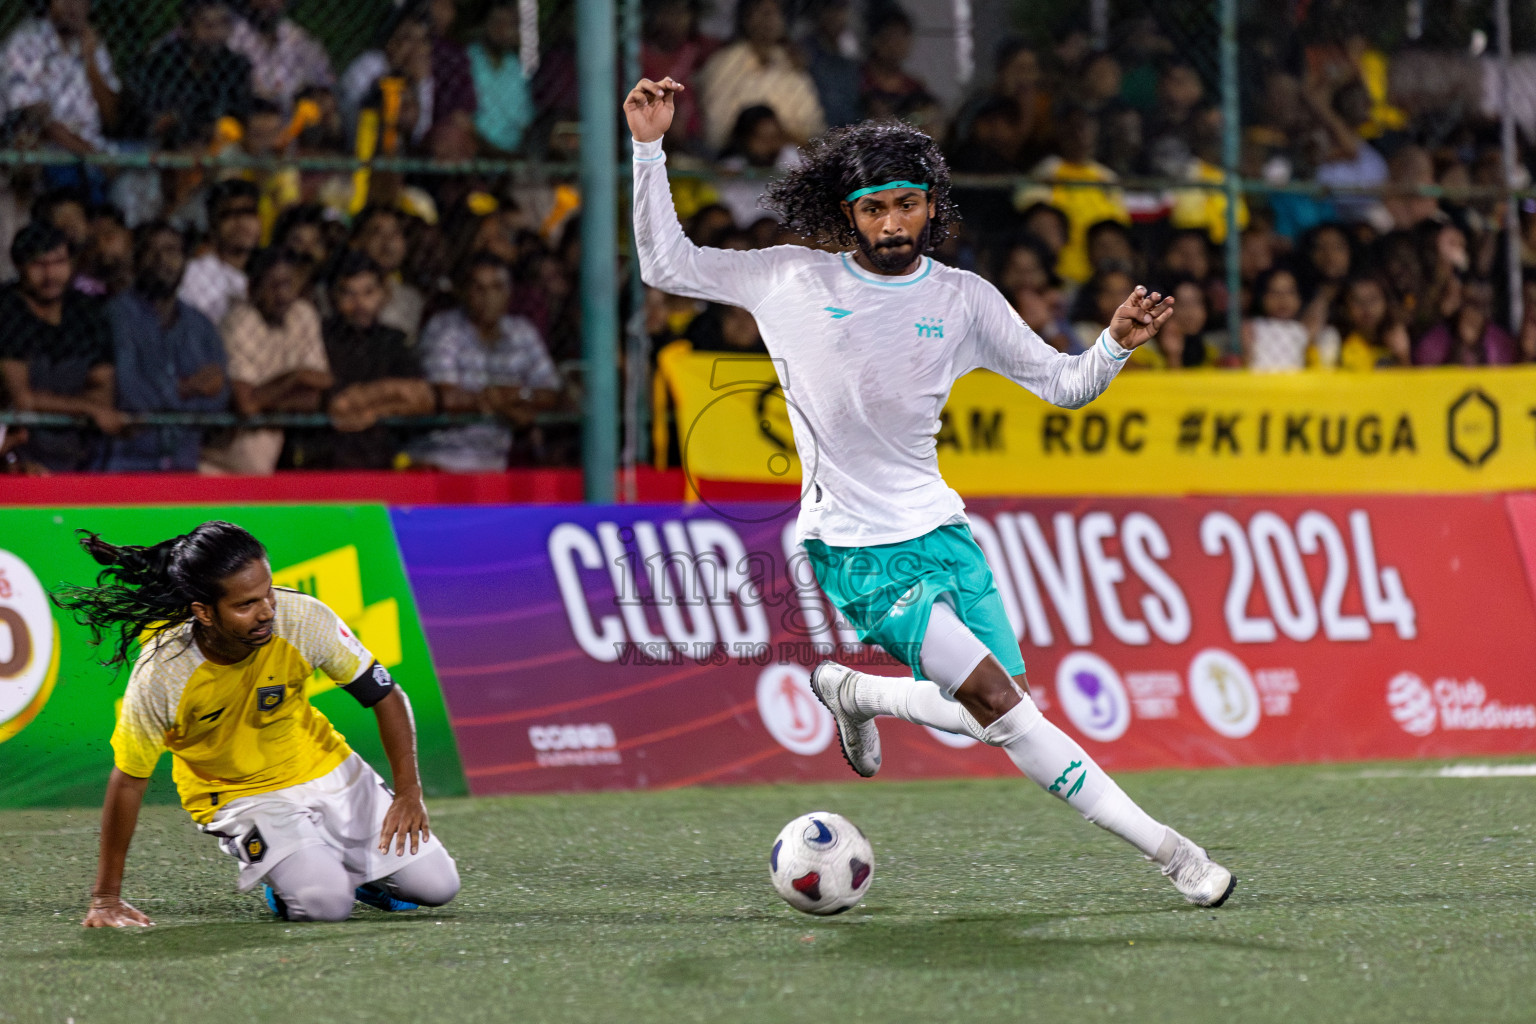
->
xmin=395 ymin=494 xmax=1536 ymax=795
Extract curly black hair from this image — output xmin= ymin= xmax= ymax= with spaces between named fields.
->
xmin=762 ymin=120 xmax=959 ymax=249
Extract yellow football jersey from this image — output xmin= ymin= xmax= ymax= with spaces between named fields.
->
xmin=111 ymin=589 xmax=376 ymax=823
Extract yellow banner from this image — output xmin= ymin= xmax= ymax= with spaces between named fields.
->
xmin=657 ymin=347 xmax=1536 ymax=495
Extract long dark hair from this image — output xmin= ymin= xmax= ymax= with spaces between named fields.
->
xmin=762 ymin=119 xmax=960 ymax=249
xmin=52 ymin=522 xmax=268 ymax=667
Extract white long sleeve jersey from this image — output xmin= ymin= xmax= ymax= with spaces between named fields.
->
xmin=633 ymin=138 xmax=1132 ymax=548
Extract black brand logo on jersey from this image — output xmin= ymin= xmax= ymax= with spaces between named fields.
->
xmin=244 ymin=828 xmax=266 ymax=863
xmin=257 ymin=684 xmax=285 ymax=712
xmin=198 ymin=707 xmax=225 ymax=724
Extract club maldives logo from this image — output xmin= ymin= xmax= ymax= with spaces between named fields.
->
xmin=757 ymin=665 xmax=835 ymax=756
xmin=1054 ymin=652 xmax=1130 ymax=743
xmin=1387 ymin=673 xmax=1536 ymax=736
xmin=1187 ymin=649 xmax=1261 ymax=739
xmin=0 ymin=550 xmax=59 ymax=744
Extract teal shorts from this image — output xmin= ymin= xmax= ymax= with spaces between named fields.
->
xmin=803 ymin=522 xmax=1025 ymax=683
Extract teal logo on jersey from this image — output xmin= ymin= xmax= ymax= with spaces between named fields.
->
xmin=915 ymin=316 xmax=944 ymax=339
xmin=824 ymin=306 xmax=853 ymax=319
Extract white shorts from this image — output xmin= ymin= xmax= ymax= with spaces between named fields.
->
xmin=200 ymin=753 xmax=446 ymax=892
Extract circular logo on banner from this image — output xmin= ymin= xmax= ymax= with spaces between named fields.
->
xmin=1187 ymin=649 xmax=1261 ymax=739
xmin=925 ymin=724 xmax=980 ymax=749
xmin=1386 ymin=672 xmax=1437 ymax=736
xmin=1054 ymin=652 xmax=1130 ymax=743
xmin=0 ymin=550 xmax=59 ymax=744
xmin=756 ymin=664 xmax=834 ymax=756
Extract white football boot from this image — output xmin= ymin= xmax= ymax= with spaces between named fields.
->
xmin=1160 ymin=833 xmax=1237 ymax=907
xmin=809 ymin=661 xmax=882 ymax=778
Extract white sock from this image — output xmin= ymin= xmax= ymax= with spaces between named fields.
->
xmin=982 ymin=696 xmax=1173 ymax=861
xmin=846 ymin=671 xmax=972 ymax=736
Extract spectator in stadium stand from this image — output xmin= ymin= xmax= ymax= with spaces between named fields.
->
xmin=1077 ymin=51 xmax=1126 ymax=122
xmin=0 ymin=222 xmax=124 ymax=472
xmin=1085 ymin=219 xmax=1141 ymax=279
xmin=75 ymin=204 xmax=133 ymax=298
xmin=226 ymin=0 xmax=335 ymax=113
xmin=640 ymin=0 xmax=717 ymax=149
xmin=339 ymin=8 xmax=432 ymax=147
xmin=1158 ymin=228 xmax=1214 ymax=288
xmin=859 ymin=5 xmax=932 ymax=121
xmin=992 ymin=232 xmax=1073 ymax=354
xmin=799 ymin=0 xmax=861 ymax=131
xmin=294 ymin=251 xmax=434 ymax=469
xmin=346 ymin=205 xmax=427 ymax=343
xmin=1297 ymin=222 xmax=1353 ymax=344
xmin=467 ymin=0 xmax=535 ymax=155
xmin=202 ymin=247 xmax=332 ymax=474
xmin=951 ymin=40 xmax=1055 ymax=170
xmin=1143 ymin=59 xmax=1204 ymax=168
xmin=105 ymin=221 xmax=229 ymax=472
xmin=683 ymin=302 xmax=767 ymax=354
xmin=1334 ymin=274 xmax=1412 ymax=371
xmin=1382 ymin=145 xmax=1444 ymax=232
xmin=135 ymin=0 xmax=254 ymax=150
xmin=0 ymin=0 xmax=121 ymax=165
xmin=29 ymin=188 xmax=120 ymax=296
xmin=1017 ymin=202 xmax=1069 ymax=267
xmin=31 ymin=188 xmax=91 ymax=254
xmin=416 ymin=0 xmax=478 ymax=159
xmin=1413 ymin=277 xmax=1518 ymax=366
xmin=1024 ymin=105 xmax=1130 ymax=284
xmin=179 ymin=180 xmax=262 ymax=327
xmin=1243 ymin=266 xmax=1341 ymax=370
xmin=697 ymin=0 xmax=825 ymax=154
xmin=715 ymin=106 xmax=800 ymax=229
xmin=412 ymin=253 xmax=561 ymax=472
xmin=272 ymin=203 xmax=331 ymax=281
xmin=1304 ymin=76 xmax=1387 ymax=226
xmin=1067 ymin=265 xmax=1133 ymax=354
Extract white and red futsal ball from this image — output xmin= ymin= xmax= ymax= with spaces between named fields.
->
xmin=769 ymin=811 xmax=874 ymax=915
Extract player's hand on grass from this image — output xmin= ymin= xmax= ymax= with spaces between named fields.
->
xmin=83 ymin=895 xmax=153 ymax=928
xmin=1108 ymin=285 xmax=1175 ymax=350
xmin=380 ymin=789 xmax=432 ymax=856
xmin=624 ymin=77 xmax=684 ymax=144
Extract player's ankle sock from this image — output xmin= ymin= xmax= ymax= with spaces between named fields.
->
xmin=846 ymin=672 xmax=970 ymax=735
xmin=981 ymin=696 xmax=1171 ymax=859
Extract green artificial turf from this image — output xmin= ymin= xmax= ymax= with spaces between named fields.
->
xmin=2 ymin=762 xmax=1535 ymax=1023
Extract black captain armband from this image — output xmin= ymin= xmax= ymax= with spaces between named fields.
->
xmin=342 ymin=661 xmax=397 ymax=708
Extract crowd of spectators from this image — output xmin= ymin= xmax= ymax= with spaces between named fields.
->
xmin=2 ymin=0 xmax=1536 ymax=474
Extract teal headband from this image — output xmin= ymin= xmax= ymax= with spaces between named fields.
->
xmin=845 ymin=180 xmax=930 ymax=203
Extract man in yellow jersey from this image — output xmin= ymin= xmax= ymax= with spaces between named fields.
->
xmin=54 ymin=521 xmax=460 ymax=925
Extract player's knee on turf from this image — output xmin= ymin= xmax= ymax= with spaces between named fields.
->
xmin=388 ymin=849 xmax=461 ymax=907
xmin=282 ymin=884 xmax=355 ymax=922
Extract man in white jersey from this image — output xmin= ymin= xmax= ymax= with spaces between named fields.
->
xmin=626 ymin=77 xmax=1235 ymax=907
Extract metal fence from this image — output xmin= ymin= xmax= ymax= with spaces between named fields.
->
xmin=1 ymin=0 xmax=1533 ymax=488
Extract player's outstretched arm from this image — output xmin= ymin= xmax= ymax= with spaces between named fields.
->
xmin=969 ymin=282 xmax=1173 ymax=410
xmin=625 ymin=77 xmax=784 ymax=311
xmin=373 ymin=688 xmax=432 ymax=857
xmin=82 ymin=768 xmax=154 ymax=928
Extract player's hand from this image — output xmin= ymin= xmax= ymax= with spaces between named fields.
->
xmin=380 ymin=789 xmax=431 ymax=856
xmin=1108 ymin=286 xmax=1175 ymax=350
xmin=624 ymin=77 xmax=684 ymax=144
xmin=83 ymin=895 xmax=153 ymax=928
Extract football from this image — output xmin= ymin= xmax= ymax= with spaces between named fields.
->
xmin=769 ymin=811 xmax=875 ymax=915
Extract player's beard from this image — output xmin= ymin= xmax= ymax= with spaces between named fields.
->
xmin=855 ymin=219 xmax=932 ymax=274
